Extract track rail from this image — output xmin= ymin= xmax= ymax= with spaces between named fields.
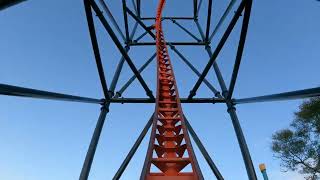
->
xmin=141 ymin=0 xmax=203 ymax=179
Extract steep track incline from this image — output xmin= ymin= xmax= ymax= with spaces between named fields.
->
xmin=141 ymin=1 xmax=203 ymax=179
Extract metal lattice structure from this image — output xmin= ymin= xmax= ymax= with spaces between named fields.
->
xmin=1 ymin=0 xmax=320 ymax=179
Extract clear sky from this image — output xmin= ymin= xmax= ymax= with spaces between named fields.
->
xmin=0 ymin=0 xmax=319 ymax=180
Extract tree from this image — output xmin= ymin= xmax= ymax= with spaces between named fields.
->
xmin=272 ymin=97 xmax=320 ymax=179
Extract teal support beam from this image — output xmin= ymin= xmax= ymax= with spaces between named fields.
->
xmin=259 ymin=164 xmax=269 ymax=180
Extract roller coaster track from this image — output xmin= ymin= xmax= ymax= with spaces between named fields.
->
xmin=141 ymin=0 xmax=203 ymax=179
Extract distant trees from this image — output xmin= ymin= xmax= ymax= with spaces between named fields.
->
xmin=272 ymin=97 xmax=320 ymax=179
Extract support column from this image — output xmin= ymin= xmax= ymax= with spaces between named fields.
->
xmin=193 ymin=3 xmax=257 ymax=177
xmin=79 ymin=104 xmax=109 ymax=180
xmin=226 ymin=103 xmax=257 ymax=180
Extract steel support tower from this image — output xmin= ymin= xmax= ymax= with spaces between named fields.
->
xmin=1 ymin=0 xmax=320 ymax=179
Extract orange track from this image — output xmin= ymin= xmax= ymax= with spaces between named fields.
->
xmin=141 ymin=0 xmax=203 ymax=179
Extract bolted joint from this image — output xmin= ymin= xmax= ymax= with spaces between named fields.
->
xmin=169 ymin=45 xmax=176 ymax=50
xmin=214 ymin=92 xmax=221 ymax=97
xmin=125 ymin=39 xmax=132 ymax=45
xmin=119 ymin=97 xmax=125 ymax=104
xmin=101 ymin=104 xmax=109 ymax=112
xmin=146 ymin=91 xmax=154 ymax=99
xmin=124 ymin=45 xmax=130 ymax=50
xmin=148 ymin=25 xmax=155 ymax=30
xmin=189 ymin=90 xmax=196 ymax=98
xmin=205 ymin=44 xmax=211 ymax=50
xmin=230 ymin=98 xmax=236 ymax=106
xmin=211 ymin=97 xmax=216 ymax=104
xmin=222 ymin=90 xmax=229 ymax=98
xmin=99 ymin=98 xmax=106 ymax=105
xmin=95 ymin=10 xmax=103 ymax=17
xmin=107 ymin=91 xmax=114 ymax=98
xmin=234 ymin=10 xmax=243 ymax=16
xmin=227 ymin=104 xmax=236 ymax=113
xmin=115 ymin=91 xmax=122 ymax=98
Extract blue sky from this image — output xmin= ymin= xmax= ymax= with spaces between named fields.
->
xmin=0 ymin=0 xmax=319 ymax=179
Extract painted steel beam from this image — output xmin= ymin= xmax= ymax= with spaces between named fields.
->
xmin=79 ymin=105 xmax=109 ymax=180
xmin=188 ymin=0 xmax=245 ymax=99
xmin=122 ymin=0 xmax=130 ymax=42
xmin=109 ymin=23 xmax=139 ymax=95
xmin=234 ymin=87 xmax=320 ymax=104
xmin=0 ymin=83 xmax=102 ymax=104
xmin=185 ymin=117 xmax=224 ymax=180
xmin=227 ymin=0 xmax=252 ymax=100
xmin=193 ymin=3 xmax=257 ymax=177
xmin=115 ymin=53 xmax=157 ymax=98
xmin=129 ymin=42 xmax=206 ymax=46
xmin=141 ymin=17 xmax=194 ymax=20
xmin=205 ymin=0 xmax=213 ymax=42
xmin=141 ymin=1 xmax=204 ymax=177
xmin=99 ymin=0 xmax=126 ymax=41
xmin=205 ymin=47 xmax=228 ymax=95
xmin=84 ymin=0 xmax=111 ymax=100
xmin=109 ymin=98 xmax=225 ymax=104
xmin=209 ymin=0 xmax=237 ymax=42
xmin=194 ymin=0 xmax=198 ymax=18
xmin=196 ymin=0 xmax=203 ymax=17
xmin=134 ymin=31 xmax=149 ymax=42
xmin=137 ymin=0 xmax=141 ymax=17
xmin=88 ymin=0 xmax=154 ymax=99
xmin=205 ymin=46 xmax=257 ymax=180
xmin=227 ymin=104 xmax=257 ymax=180
xmin=131 ymin=0 xmax=137 ymax=14
xmin=170 ymin=19 xmax=201 ymax=42
xmin=169 ymin=45 xmax=221 ymax=96
xmin=126 ymin=7 xmax=156 ymax=39
xmin=0 ymin=0 xmax=25 ymax=10
xmin=195 ymin=19 xmax=205 ymax=41
xmin=112 ymin=114 xmax=154 ymax=180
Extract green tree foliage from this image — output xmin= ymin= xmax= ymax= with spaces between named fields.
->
xmin=272 ymin=97 xmax=320 ymax=179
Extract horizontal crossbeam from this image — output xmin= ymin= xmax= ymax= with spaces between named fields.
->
xmin=0 ymin=83 xmax=102 ymax=104
xmin=234 ymin=87 xmax=320 ymax=104
xmin=141 ymin=17 xmax=194 ymax=20
xmin=128 ymin=42 xmax=206 ymax=46
xmin=107 ymin=98 xmax=225 ymax=104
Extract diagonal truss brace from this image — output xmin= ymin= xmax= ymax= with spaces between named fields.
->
xmin=185 ymin=116 xmax=224 ymax=180
xmin=109 ymin=22 xmax=139 ymax=95
xmin=84 ymin=0 xmax=111 ymax=100
xmin=113 ymin=114 xmax=154 ymax=180
xmin=86 ymin=0 xmax=154 ymax=99
xmin=99 ymin=0 xmax=126 ymax=41
xmin=227 ymin=0 xmax=252 ymax=100
xmin=115 ymin=53 xmax=157 ymax=98
xmin=188 ymin=0 xmax=246 ymax=99
xmin=168 ymin=44 xmax=221 ymax=97
xmin=170 ymin=19 xmax=201 ymax=42
xmin=126 ymin=7 xmax=156 ymax=39
xmin=193 ymin=1 xmax=257 ymax=179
